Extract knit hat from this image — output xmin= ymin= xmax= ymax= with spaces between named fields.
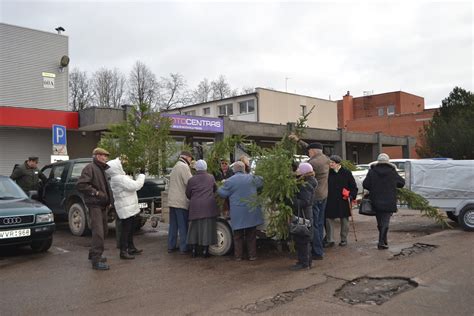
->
xmin=377 ymin=153 xmax=390 ymax=163
xmin=296 ymin=162 xmax=313 ymax=175
xmin=195 ymin=159 xmax=207 ymax=171
xmin=329 ymin=155 xmax=342 ymax=164
xmin=307 ymin=142 xmax=323 ymax=150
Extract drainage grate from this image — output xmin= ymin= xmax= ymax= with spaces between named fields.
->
xmin=335 ymin=277 xmax=418 ymax=305
xmin=390 ymin=243 xmax=438 ymax=260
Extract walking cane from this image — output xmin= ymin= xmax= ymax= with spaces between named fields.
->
xmin=348 ymin=197 xmax=358 ymax=242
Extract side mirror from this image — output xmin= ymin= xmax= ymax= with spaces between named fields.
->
xmin=28 ymin=190 xmax=39 ymax=200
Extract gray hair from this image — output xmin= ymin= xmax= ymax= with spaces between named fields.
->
xmin=232 ymin=161 xmax=245 ymax=173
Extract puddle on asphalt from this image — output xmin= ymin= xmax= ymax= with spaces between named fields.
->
xmin=389 ymin=243 xmax=438 ymax=260
xmin=335 ymin=277 xmax=418 ymax=305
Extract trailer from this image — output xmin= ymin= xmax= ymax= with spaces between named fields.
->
xmin=405 ymin=160 xmax=474 ymax=231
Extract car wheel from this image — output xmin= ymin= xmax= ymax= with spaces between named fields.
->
xmin=458 ymin=206 xmax=474 ymax=232
xmin=446 ymin=212 xmax=458 ymax=223
xmin=209 ymin=220 xmax=233 ymax=256
xmin=31 ymin=237 xmax=52 ymax=253
xmin=68 ymin=203 xmax=90 ymax=236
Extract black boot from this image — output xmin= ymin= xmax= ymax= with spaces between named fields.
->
xmin=128 ymin=231 xmax=143 ymax=255
xmin=120 ymin=250 xmax=135 ymax=259
xmin=202 ymin=246 xmax=210 ymax=258
xmin=191 ymin=245 xmax=197 ymax=258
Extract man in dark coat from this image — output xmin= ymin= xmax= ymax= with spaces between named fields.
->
xmin=214 ymin=158 xmax=234 ymax=181
xmin=11 ymin=156 xmax=47 ymax=193
xmin=325 ymin=155 xmax=358 ymax=247
xmin=363 ymin=153 xmax=405 ymax=250
xmin=77 ymin=148 xmax=113 ymax=270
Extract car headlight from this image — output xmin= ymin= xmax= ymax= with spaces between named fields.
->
xmin=36 ymin=213 xmax=54 ymax=223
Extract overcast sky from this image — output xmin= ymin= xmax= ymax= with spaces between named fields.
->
xmin=2 ymin=0 xmax=473 ymax=108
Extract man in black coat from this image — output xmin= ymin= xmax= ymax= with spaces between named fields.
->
xmin=77 ymin=148 xmax=113 ymax=270
xmin=325 ymin=155 xmax=358 ymax=247
xmin=363 ymin=153 xmax=405 ymax=250
xmin=11 ymin=157 xmax=47 ymax=193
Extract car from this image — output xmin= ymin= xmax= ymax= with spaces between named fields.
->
xmin=40 ymin=158 xmax=166 ymax=236
xmin=0 ymin=176 xmax=55 ymax=252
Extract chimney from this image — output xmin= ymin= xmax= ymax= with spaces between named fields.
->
xmin=341 ymin=91 xmax=354 ymax=127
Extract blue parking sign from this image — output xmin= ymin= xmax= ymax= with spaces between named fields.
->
xmin=52 ymin=125 xmax=67 ymax=145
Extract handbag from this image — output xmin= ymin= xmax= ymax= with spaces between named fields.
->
xmin=358 ymin=197 xmax=376 ymax=216
xmin=289 ymin=204 xmax=312 ymax=237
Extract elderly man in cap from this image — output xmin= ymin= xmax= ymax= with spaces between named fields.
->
xmin=11 ymin=156 xmax=47 ymax=193
xmin=77 ymin=147 xmax=113 ymax=270
xmin=289 ymin=134 xmax=330 ymax=261
xmin=217 ymin=161 xmax=264 ymax=261
xmin=167 ymin=150 xmax=193 ymax=254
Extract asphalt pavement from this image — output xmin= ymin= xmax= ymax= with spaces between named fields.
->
xmin=1 ymin=209 xmax=473 ymax=315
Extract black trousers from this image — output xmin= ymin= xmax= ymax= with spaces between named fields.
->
xmin=120 ymin=216 xmax=135 ymax=252
xmin=293 ymin=234 xmax=312 ymax=267
xmin=89 ymin=206 xmax=108 ymax=262
xmin=376 ymin=213 xmax=392 ymax=246
xmin=233 ymin=227 xmax=257 ymax=259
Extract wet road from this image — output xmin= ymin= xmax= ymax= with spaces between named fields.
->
xmin=1 ymin=209 xmax=473 ymax=315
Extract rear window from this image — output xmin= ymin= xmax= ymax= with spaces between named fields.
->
xmin=71 ymin=163 xmax=89 ymax=178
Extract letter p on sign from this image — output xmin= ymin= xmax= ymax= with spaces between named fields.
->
xmin=52 ymin=125 xmax=67 ymax=145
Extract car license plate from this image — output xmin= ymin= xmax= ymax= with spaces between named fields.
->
xmin=0 ymin=228 xmax=31 ymax=239
xmin=138 ymin=203 xmax=148 ymax=209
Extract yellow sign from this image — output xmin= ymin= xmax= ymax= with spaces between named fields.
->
xmin=42 ymin=72 xmax=56 ymax=78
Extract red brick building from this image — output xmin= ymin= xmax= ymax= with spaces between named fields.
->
xmin=337 ymin=91 xmax=437 ymax=159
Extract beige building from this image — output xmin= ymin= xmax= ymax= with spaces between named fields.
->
xmin=167 ymin=88 xmax=338 ymax=130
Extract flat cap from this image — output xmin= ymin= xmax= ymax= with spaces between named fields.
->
xmin=307 ymin=142 xmax=323 ymax=150
xmin=92 ymin=147 xmax=110 ymax=156
xmin=180 ymin=150 xmax=193 ymax=158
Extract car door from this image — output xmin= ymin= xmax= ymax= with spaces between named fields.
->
xmin=41 ymin=164 xmax=67 ymax=214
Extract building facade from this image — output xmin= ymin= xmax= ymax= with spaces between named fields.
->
xmin=167 ymin=88 xmax=338 ymax=130
xmin=0 ymin=24 xmax=95 ymax=175
xmin=337 ymin=91 xmax=435 ymax=158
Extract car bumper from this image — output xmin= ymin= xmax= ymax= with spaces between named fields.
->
xmin=0 ymin=223 xmax=55 ymax=247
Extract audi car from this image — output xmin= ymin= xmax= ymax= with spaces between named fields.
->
xmin=0 ymin=176 xmax=55 ymax=252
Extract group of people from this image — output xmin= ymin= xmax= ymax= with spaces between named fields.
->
xmin=11 ymin=141 xmax=404 ymax=271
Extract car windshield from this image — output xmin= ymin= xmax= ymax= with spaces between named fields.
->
xmin=0 ymin=177 xmax=28 ymax=199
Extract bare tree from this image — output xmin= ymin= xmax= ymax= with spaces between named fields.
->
xmin=192 ymin=78 xmax=212 ymax=103
xmin=128 ymin=61 xmax=158 ymax=108
xmin=92 ymin=68 xmax=126 ymax=108
xmin=241 ymin=86 xmax=255 ymax=94
xmin=69 ymin=68 xmax=93 ymax=111
xmin=211 ymin=75 xmax=232 ymax=100
xmin=157 ymin=73 xmax=190 ymax=110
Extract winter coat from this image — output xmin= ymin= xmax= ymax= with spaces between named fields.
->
xmin=217 ymin=172 xmax=264 ymax=230
xmin=325 ymin=167 xmax=358 ymax=219
xmin=291 ymin=175 xmax=318 ymax=241
xmin=307 ymin=153 xmax=330 ymax=200
xmin=106 ymin=158 xmax=145 ymax=220
xmin=11 ymin=161 xmax=46 ymax=192
xmin=186 ymin=170 xmax=219 ymax=221
xmin=214 ymin=168 xmax=234 ymax=182
xmin=363 ymin=162 xmax=405 ymax=213
xmin=77 ymin=158 xmax=113 ymax=207
xmin=168 ymin=158 xmax=193 ymax=210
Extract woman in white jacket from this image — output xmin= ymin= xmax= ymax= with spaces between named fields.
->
xmin=106 ymin=158 xmax=145 ymax=259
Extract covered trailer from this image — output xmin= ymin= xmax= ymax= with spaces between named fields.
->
xmin=405 ymin=160 xmax=474 ymax=231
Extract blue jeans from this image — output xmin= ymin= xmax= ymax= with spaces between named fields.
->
xmin=168 ymin=207 xmax=189 ymax=252
xmin=312 ymin=198 xmax=327 ymax=257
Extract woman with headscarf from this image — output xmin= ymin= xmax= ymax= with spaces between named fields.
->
xmin=186 ymin=159 xmax=219 ymax=258
xmin=290 ymin=162 xmax=318 ymax=270
xmin=363 ymin=153 xmax=405 ymax=249
xmin=106 ymin=157 xmax=145 ymax=259
xmin=325 ymin=155 xmax=358 ymax=247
